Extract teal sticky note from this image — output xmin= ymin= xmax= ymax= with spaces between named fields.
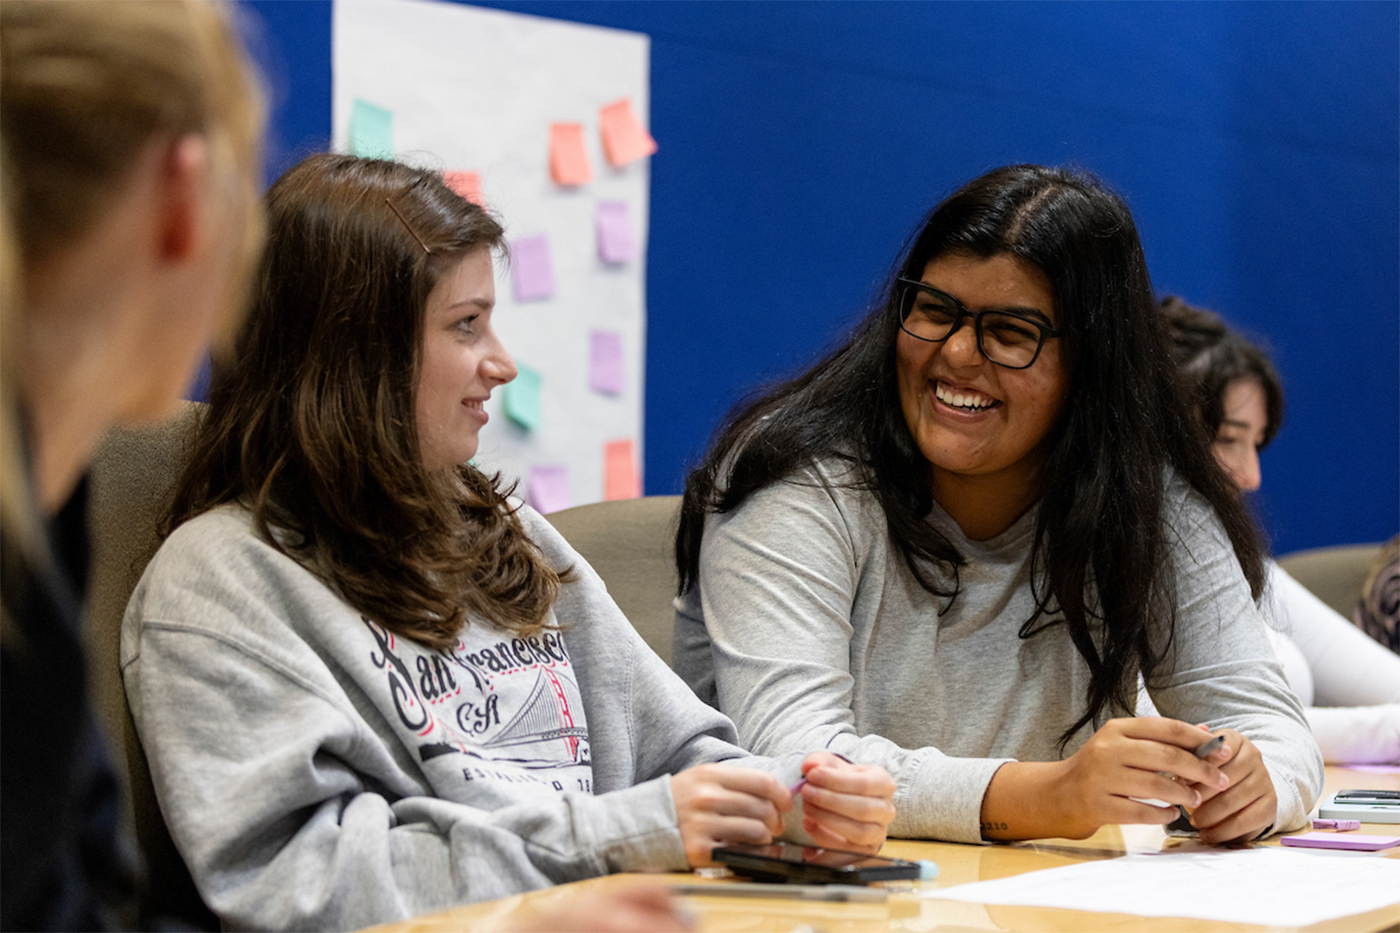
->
xmin=504 ymin=365 xmax=542 ymax=430
xmin=349 ymin=99 xmax=393 ymax=158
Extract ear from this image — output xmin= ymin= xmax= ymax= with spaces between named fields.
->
xmin=155 ymin=134 xmax=211 ymax=263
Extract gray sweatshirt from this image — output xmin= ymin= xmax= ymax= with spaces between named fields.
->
xmin=674 ymin=460 xmax=1323 ymax=844
xmin=122 ymin=504 xmax=807 ymax=932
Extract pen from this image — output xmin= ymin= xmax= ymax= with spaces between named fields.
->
xmin=671 ymin=882 xmax=887 ymax=903
xmin=1131 ymin=733 xmax=1224 ymax=809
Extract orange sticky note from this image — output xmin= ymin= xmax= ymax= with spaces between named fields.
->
xmin=599 ymin=98 xmax=657 ymax=167
xmin=550 ymin=123 xmax=592 ymax=186
xmin=443 ymin=170 xmax=484 ymax=206
xmin=603 ymin=439 xmax=641 ymax=500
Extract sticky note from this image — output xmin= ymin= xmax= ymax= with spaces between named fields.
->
xmin=443 ymin=170 xmax=484 ymax=206
xmin=528 ymin=466 xmax=572 ymax=514
xmin=599 ymin=98 xmax=657 ymax=167
xmin=589 ymin=331 xmax=624 ymax=395
xmin=549 ymin=123 xmax=593 ymax=186
xmin=510 ymin=235 xmax=555 ymax=301
xmin=504 ymin=364 xmax=542 ymax=430
xmin=349 ymin=99 xmax=393 ymax=158
xmin=603 ymin=439 xmax=641 ymax=500
xmin=595 ymin=201 xmax=637 ymax=263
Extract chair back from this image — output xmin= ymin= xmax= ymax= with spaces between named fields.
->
xmin=1276 ymin=542 xmax=1384 ymax=617
xmin=84 ymin=400 xmax=215 ymax=929
xmin=545 ymin=496 xmax=682 ymax=666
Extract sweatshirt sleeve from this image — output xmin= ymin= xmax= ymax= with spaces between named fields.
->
xmin=681 ymin=473 xmax=1007 ymax=843
xmin=124 ymin=616 xmax=688 ymax=933
xmin=515 ymin=506 xmax=821 ymax=844
xmin=1146 ymin=493 xmax=1326 ymax=835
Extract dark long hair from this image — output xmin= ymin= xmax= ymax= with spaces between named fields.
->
xmin=168 ymin=153 xmax=566 ymax=651
xmin=677 ymin=164 xmax=1266 ymax=743
xmin=1160 ymin=296 xmax=1284 ymax=446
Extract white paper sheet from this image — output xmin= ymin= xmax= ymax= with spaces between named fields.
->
xmin=334 ymin=0 xmax=650 ymax=508
xmin=923 ymin=845 xmax=1400 ymax=927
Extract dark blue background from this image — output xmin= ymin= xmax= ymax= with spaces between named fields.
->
xmin=241 ymin=0 xmax=1399 ymax=555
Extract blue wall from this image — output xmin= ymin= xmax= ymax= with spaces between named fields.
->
xmin=243 ymin=0 xmax=1399 ymax=555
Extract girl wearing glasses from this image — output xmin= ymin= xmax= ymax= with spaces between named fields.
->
xmin=121 ymin=154 xmax=895 ymax=932
xmin=674 ymin=164 xmax=1322 ymax=846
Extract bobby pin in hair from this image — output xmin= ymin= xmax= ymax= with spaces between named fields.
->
xmin=385 ymin=198 xmax=431 ymax=254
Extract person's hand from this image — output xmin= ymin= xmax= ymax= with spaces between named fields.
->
xmin=1180 ymin=727 xmax=1277 ymax=844
xmin=794 ymin=751 xmax=896 ymax=854
xmin=1044 ymin=717 xmax=1231 ymax=839
xmin=669 ymin=764 xmax=786 ymax=866
xmin=510 ymin=881 xmax=693 ymax=932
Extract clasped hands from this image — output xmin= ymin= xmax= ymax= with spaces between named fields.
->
xmin=669 ymin=751 xmax=897 ymax=867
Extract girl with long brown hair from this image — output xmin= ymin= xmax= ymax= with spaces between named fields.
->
xmin=121 ymin=153 xmax=896 ymax=932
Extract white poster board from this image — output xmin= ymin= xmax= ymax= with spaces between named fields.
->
xmin=333 ymin=0 xmax=649 ymax=510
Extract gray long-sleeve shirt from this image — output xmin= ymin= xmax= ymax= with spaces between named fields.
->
xmin=122 ymin=504 xmax=805 ymax=932
xmin=674 ymin=460 xmax=1323 ymax=843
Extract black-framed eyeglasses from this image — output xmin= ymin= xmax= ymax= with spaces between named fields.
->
xmin=895 ymin=277 xmax=1060 ymax=370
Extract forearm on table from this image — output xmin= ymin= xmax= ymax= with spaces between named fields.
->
xmin=978 ymin=760 xmax=1081 ymax=841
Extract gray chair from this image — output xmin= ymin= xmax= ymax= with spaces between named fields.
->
xmin=84 ymin=400 xmax=215 ymax=929
xmin=544 ymin=495 xmax=682 ymax=666
xmin=1277 ymin=542 xmax=1384 ymax=617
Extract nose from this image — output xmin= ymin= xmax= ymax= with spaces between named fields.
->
xmin=941 ymin=314 xmax=985 ymax=366
xmin=482 ymin=334 xmax=517 ymax=386
xmin=1238 ymin=447 xmax=1262 ymax=492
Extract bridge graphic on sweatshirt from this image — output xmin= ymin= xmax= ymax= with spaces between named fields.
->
xmin=483 ymin=668 xmax=587 ymax=760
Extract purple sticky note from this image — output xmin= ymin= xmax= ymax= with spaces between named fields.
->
xmin=595 ymin=201 xmax=637 ymax=264
xmin=527 ymin=465 xmax=571 ymax=514
xmin=511 ymin=234 xmax=556 ymax=301
xmin=589 ymin=331 xmax=624 ymax=395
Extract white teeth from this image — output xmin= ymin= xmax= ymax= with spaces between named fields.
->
xmin=935 ymin=382 xmax=995 ymax=411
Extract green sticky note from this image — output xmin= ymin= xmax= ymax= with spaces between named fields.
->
xmin=349 ymin=99 xmax=393 ymax=158
xmin=504 ymin=365 xmax=542 ymax=430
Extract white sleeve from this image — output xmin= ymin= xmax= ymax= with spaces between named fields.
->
xmin=1267 ymin=563 xmax=1400 ymax=707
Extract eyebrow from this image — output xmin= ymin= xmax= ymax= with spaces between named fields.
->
xmin=918 ymin=282 xmax=1054 ymax=326
xmin=1220 ymin=419 xmax=1258 ymax=432
xmin=439 ymin=297 xmax=493 ymax=314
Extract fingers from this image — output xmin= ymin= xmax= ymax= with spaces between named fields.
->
xmin=797 ymin=756 xmax=896 ymax=851
xmin=671 ymin=766 xmax=787 ymax=866
xmin=1187 ymin=732 xmax=1278 ymax=844
xmin=1107 ymin=718 xmax=1230 ymax=792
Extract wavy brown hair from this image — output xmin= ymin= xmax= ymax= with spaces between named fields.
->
xmin=167 ymin=153 xmax=565 ymax=650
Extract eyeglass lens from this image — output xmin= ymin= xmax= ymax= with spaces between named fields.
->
xmin=900 ymin=283 xmax=1045 ymax=369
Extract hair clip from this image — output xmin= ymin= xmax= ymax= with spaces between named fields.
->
xmin=385 ymin=198 xmax=431 ymax=254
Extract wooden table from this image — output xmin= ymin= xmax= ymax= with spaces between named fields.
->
xmin=367 ymin=766 xmax=1400 ymax=932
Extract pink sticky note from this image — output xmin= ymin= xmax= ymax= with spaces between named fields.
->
xmin=603 ymin=439 xmax=641 ymax=501
xmin=589 ymin=331 xmax=624 ymax=395
xmin=599 ymin=99 xmax=657 ymax=167
xmin=550 ymin=123 xmax=593 ymax=186
xmin=443 ymin=170 xmax=484 ymax=206
xmin=595 ymin=201 xmax=637 ymax=264
xmin=528 ymin=466 xmax=572 ymax=514
xmin=511 ymin=235 xmax=555 ymax=301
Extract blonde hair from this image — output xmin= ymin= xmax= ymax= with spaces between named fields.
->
xmin=0 ymin=0 xmax=265 ymax=559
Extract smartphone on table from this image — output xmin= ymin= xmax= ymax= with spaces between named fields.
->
xmin=1317 ymin=789 xmax=1400 ymax=824
xmin=711 ymin=842 xmax=923 ymax=885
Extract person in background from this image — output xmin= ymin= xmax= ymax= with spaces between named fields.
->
xmin=0 ymin=1 xmax=265 ymax=928
xmin=674 ymin=164 xmax=1323 ymax=848
xmin=1161 ymin=297 xmax=1400 ymax=764
xmin=121 ymin=154 xmax=897 ymax=933
xmin=1354 ymin=536 xmax=1399 ymax=655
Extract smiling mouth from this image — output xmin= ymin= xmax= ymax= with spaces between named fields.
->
xmin=934 ymin=381 xmax=999 ymax=412
xmin=463 ymin=399 xmax=485 ymax=410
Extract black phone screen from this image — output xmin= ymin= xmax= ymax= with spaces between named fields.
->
xmin=711 ymin=843 xmax=922 ymax=884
